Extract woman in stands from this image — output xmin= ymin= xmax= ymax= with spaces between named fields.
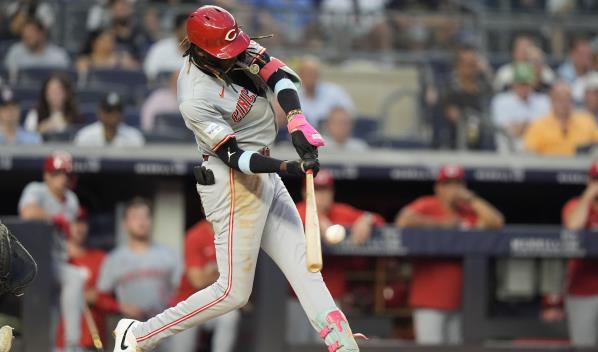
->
xmin=24 ymin=72 xmax=80 ymax=135
xmin=76 ymin=28 xmax=138 ymax=75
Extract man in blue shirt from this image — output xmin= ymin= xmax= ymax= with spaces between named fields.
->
xmin=0 ymin=86 xmax=42 ymax=145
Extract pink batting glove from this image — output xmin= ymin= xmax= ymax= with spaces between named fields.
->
xmin=287 ymin=114 xmax=325 ymax=147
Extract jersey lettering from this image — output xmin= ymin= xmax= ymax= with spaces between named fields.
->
xmin=231 ymin=88 xmax=257 ymax=122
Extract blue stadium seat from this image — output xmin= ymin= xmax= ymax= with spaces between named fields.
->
xmin=17 ymin=67 xmax=78 ymax=86
xmin=76 ymin=87 xmax=106 ymax=106
xmin=79 ymin=103 xmax=98 ymax=125
xmin=0 ymin=65 xmax=7 ymax=83
xmin=352 ymin=116 xmax=379 ymax=139
xmin=154 ymin=113 xmax=185 ymax=131
xmin=144 ymin=129 xmax=195 ymax=144
xmin=123 ymin=106 xmax=140 ymax=128
xmin=12 ymin=87 xmax=39 ymax=102
xmin=366 ymin=135 xmax=429 ymax=149
xmin=87 ymin=69 xmax=148 ymax=104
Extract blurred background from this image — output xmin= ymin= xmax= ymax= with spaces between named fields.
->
xmin=3 ymin=0 xmax=598 ymax=351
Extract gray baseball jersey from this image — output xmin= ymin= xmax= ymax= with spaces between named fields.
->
xmin=18 ymin=181 xmax=79 ymax=221
xmin=130 ymin=40 xmax=356 ymax=352
xmin=177 ymin=43 xmax=277 ymax=157
xmin=97 ymin=245 xmax=182 ymax=317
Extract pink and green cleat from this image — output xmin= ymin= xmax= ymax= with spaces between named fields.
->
xmin=315 ymin=309 xmax=367 ymax=352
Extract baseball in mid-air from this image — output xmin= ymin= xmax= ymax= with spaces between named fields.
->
xmin=325 ymin=224 xmax=346 ymax=244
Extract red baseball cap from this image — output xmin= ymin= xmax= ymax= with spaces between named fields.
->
xmin=44 ymin=151 xmax=73 ymax=173
xmin=437 ymin=164 xmax=465 ymax=183
xmin=589 ymin=161 xmax=598 ymax=178
xmin=313 ymin=169 xmax=334 ymax=188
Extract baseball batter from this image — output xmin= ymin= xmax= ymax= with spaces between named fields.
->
xmin=113 ymin=5 xmax=362 ymax=352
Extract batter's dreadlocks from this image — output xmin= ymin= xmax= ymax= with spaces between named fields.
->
xmin=180 ymin=34 xmax=274 ymax=90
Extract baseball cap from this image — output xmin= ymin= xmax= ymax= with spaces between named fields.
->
xmin=313 ymin=169 xmax=334 ymax=188
xmin=437 ymin=164 xmax=465 ymax=183
xmin=585 ymin=72 xmax=598 ymax=92
xmin=100 ymin=92 xmax=123 ymax=111
xmin=0 ymin=86 xmax=17 ymax=106
xmin=513 ymin=63 xmax=534 ymax=84
xmin=44 ymin=151 xmax=73 ymax=173
xmin=589 ymin=161 xmax=598 ymax=178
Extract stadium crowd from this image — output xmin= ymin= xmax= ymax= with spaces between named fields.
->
xmin=4 ymin=0 xmax=598 ymax=351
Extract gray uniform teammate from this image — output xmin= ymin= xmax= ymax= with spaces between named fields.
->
xmin=18 ymin=151 xmax=86 ymax=351
xmin=113 ymin=5 xmax=364 ymax=352
xmin=98 ymin=198 xmax=181 ymax=350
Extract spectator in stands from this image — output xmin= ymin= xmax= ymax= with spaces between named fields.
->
xmin=321 ymin=106 xmax=369 ymax=152
xmin=584 ymin=72 xmax=598 ymax=120
xmin=290 ymin=170 xmax=385 ymax=344
xmin=297 ymin=56 xmax=355 ymax=127
xmin=494 ymin=36 xmax=555 ymax=92
xmin=140 ymin=71 xmax=178 ymax=132
xmin=77 ymin=28 xmax=139 ymax=76
xmin=24 ymin=72 xmax=80 ymax=135
xmin=528 ymin=45 xmax=555 ymax=93
xmin=3 ymin=18 xmax=69 ymax=77
xmin=109 ymin=0 xmax=152 ymax=59
xmin=74 ymin=92 xmax=145 ymax=147
xmin=143 ymin=14 xmax=187 ymax=81
xmin=18 ymin=151 xmax=86 ymax=350
xmin=436 ymin=45 xmax=493 ymax=150
xmin=0 ymin=0 xmax=55 ymax=40
xmin=171 ymin=220 xmax=240 ymax=352
xmin=524 ymin=81 xmax=598 ymax=155
xmin=562 ymin=160 xmax=598 ymax=347
xmin=491 ymin=63 xmax=551 ymax=152
xmin=97 ymin=197 xmax=181 ymax=326
xmin=558 ymin=37 xmax=593 ymax=104
xmin=56 ymin=207 xmax=108 ymax=351
xmin=396 ymin=164 xmax=504 ymax=345
xmin=0 ymin=86 xmax=41 ymax=145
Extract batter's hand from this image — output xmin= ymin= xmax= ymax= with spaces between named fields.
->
xmin=193 ymin=165 xmax=215 ymax=186
xmin=291 ymin=131 xmax=319 ymax=160
xmin=284 ymin=158 xmax=320 ymax=176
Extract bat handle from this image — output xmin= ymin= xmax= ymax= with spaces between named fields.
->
xmin=306 ymin=169 xmax=313 ymax=176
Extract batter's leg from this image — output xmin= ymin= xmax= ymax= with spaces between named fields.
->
xmin=131 ymin=165 xmax=274 ymax=351
xmin=212 ymin=309 xmax=240 ymax=352
xmin=260 ymin=174 xmax=361 ymax=351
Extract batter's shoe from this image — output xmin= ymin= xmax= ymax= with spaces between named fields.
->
xmin=113 ymin=319 xmax=140 ymax=352
xmin=315 ymin=309 xmax=367 ymax=351
xmin=0 ymin=325 xmax=13 ymax=352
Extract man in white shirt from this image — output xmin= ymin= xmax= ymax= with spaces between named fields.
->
xmin=321 ymin=107 xmax=369 ymax=152
xmin=297 ymin=56 xmax=355 ymax=127
xmin=143 ymin=14 xmax=187 ymax=81
xmin=491 ymin=63 xmax=551 ymax=152
xmin=74 ymin=92 xmax=145 ymax=147
xmin=3 ymin=18 xmax=70 ymax=77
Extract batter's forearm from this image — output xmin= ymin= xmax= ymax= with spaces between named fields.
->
xmin=215 ymin=138 xmax=305 ymax=175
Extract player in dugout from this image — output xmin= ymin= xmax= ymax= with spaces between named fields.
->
xmin=291 ymin=170 xmax=385 ymax=344
xmin=395 ymin=164 xmax=504 ymax=345
xmin=18 ymin=151 xmax=88 ymax=351
xmin=562 ymin=160 xmax=598 ymax=347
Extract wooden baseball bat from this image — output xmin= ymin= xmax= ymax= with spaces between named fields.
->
xmin=305 ymin=170 xmax=323 ymax=272
xmin=83 ymin=304 xmax=104 ymax=351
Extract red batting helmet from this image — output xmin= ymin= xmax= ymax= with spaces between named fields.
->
xmin=186 ymin=5 xmax=250 ymax=60
xmin=44 ymin=151 xmax=73 ymax=173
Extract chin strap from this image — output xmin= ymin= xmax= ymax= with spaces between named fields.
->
xmin=315 ymin=309 xmax=367 ymax=352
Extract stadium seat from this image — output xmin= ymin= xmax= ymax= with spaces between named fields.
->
xmin=17 ymin=67 xmax=78 ymax=86
xmin=154 ymin=113 xmax=185 ymax=131
xmin=366 ymin=135 xmax=429 ymax=149
xmin=76 ymin=87 xmax=106 ymax=106
xmin=123 ymin=106 xmax=141 ymax=128
xmin=79 ymin=103 xmax=98 ymax=125
xmin=352 ymin=116 xmax=379 ymax=139
xmin=87 ymin=68 xmax=148 ymax=104
xmin=12 ymin=87 xmax=39 ymax=102
xmin=153 ymin=70 xmax=177 ymax=88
